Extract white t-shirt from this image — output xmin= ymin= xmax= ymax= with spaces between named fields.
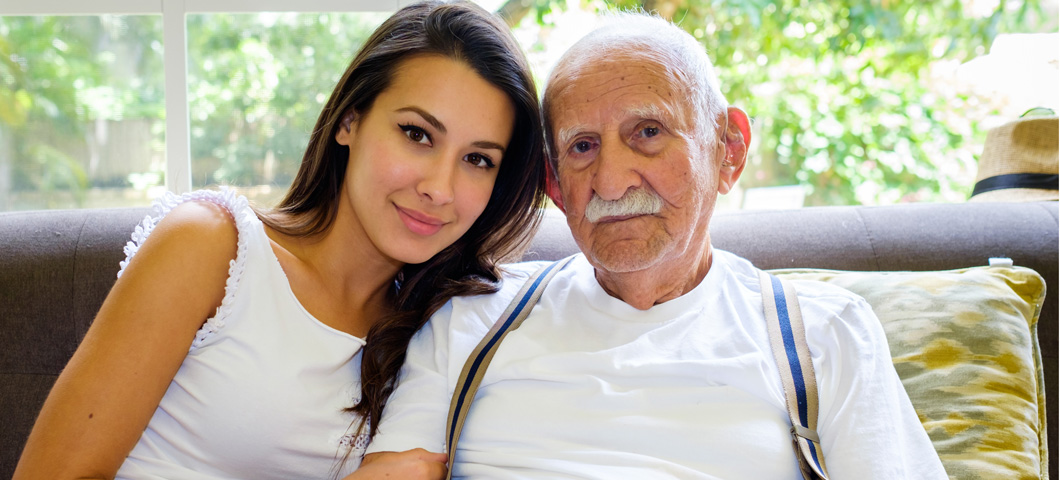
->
xmin=114 ymin=190 xmax=366 ymax=480
xmin=367 ymin=251 xmax=946 ymax=479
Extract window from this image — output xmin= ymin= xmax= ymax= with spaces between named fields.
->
xmin=1 ymin=14 xmax=164 ymax=210
xmin=3 ymin=0 xmax=1057 ymax=211
xmin=186 ymin=11 xmax=390 ymax=207
xmin=1 ymin=1 xmax=400 ymax=211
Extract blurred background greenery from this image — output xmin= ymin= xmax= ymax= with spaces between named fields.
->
xmin=0 ymin=0 xmax=1056 ymax=211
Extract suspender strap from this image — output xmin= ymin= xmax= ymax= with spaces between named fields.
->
xmin=759 ymin=271 xmax=830 ymax=480
xmin=442 ymin=261 xmax=826 ymax=478
xmin=445 ymin=255 xmax=576 ymax=478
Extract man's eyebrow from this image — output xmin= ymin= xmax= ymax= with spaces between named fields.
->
xmin=629 ymin=103 xmax=691 ymax=134
xmin=556 ymin=104 xmax=676 ymax=147
xmin=626 ymin=103 xmax=667 ymax=121
xmin=397 ymin=106 xmax=446 ymax=134
xmin=556 ymin=124 xmax=585 ymax=148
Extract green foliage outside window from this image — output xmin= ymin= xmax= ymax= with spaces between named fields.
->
xmin=504 ymin=0 xmax=1055 ymax=205
xmin=0 ymin=15 xmax=165 ymax=209
xmin=186 ymin=12 xmax=388 ymax=195
xmin=0 ymin=1 xmax=1055 ymax=210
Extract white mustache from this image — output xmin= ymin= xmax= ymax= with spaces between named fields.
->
xmin=585 ymin=189 xmax=663 ymax=223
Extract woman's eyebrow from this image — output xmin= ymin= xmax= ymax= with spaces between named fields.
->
xmin=397 ymin=106 xmax=446 ymax=134
xmin=472 ymin=140 xmax=506 ymax=154
xmin=400 ymin=106 xmax=505 ymax=153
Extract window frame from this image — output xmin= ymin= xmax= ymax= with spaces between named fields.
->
xmin=1 ymin=0 xmax=414 ymax=194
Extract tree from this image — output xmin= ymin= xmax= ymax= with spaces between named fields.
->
xmin=0 ymin=15 xmax=165 ymax=209
xmin=184 ymin=12 xmax=389 ymax=194
xmin=3 ymin=3 xmax=1053 ymax=210
xmin=500 ymin=0 xmax=1053 ymax=205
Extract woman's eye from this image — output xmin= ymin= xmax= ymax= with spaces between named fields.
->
xmin=465 ymin=153 xmax=496 ymax=169
xmin=400 ymin=124 xmax=432 ymax=146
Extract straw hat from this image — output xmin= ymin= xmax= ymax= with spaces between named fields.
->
xmin=969 ymin=114 xmax=1058 ymax=202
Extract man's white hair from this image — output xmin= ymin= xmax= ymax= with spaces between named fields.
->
xmin=543 ymin=10 xmax=729 ymax=168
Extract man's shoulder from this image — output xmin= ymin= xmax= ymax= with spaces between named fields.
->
xmin=712 ymin=249 xmax=871 ymax=334
xmin=787 ymin=277 xmax=867 ymax=305
xmin=714 ymin=249 xmax=865 ymax=304
xmin=430 ymin=259 xmax=562 ymax=333
xmin=498 ymin=260 xmax=553 ymax=282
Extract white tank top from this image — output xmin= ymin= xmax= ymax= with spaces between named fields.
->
xmin=115 ymin=189 xmax=367 ymax=480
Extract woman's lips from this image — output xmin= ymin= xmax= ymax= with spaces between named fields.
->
xmin=395 ymin=205 xmax=446 ymax=236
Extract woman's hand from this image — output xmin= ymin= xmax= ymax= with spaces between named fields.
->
xmin=344 ymin=449 xmax=448 ymax=479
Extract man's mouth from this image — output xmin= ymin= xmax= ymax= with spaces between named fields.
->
xmin=593 ymin=213 xmax=646 ymax=224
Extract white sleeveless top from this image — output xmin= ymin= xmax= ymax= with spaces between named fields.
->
xmin=115 ymin=189 xmax=368 ymax=480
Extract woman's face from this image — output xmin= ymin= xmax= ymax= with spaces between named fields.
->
xmin=336 ymin=54 xmax=516 ymax=265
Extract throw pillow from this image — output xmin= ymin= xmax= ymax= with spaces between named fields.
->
xmin=772 ymin=265 xmax=1047 ymax=480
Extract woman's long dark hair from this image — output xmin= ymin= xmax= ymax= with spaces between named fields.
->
xmin=257 ymin=0 xmax=546 ymax=447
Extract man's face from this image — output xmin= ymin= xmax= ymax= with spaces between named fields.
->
xmin=547 ymin=52 xmax=726 ymax=275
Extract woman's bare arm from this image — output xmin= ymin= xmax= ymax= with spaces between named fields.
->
xmin=13 ymin=201 xmax=238 ymax=479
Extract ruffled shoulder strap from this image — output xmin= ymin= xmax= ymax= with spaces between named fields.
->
xmin=118 ymin=188 xmax=257 ymax=350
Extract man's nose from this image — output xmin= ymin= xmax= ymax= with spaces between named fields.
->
xmin=591 ymin=141 xmax=642 ymax=201
xmin=416 ymin=157 xmax=456 ymax=205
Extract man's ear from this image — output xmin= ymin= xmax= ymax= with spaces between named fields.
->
xmin=335 ymin=110 xmax=358 ymax=146
xmin=718 ymin=106 xmax=750 ymax=195
xmin=545 ymin=158 xmax=565 ymax=213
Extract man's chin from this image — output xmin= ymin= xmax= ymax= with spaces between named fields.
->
xmin=586 ymin=242 xmax=665 ymax=275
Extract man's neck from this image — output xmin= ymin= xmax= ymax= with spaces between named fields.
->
xmin=593 ymin=245 xmax=714 ymax=311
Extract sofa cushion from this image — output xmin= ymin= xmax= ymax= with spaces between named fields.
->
xmin=773 ymin=265 xmax=1047 ymax=479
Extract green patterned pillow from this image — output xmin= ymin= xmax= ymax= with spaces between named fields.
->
xmin=772 ymin=265 xmax=1047 ymax=480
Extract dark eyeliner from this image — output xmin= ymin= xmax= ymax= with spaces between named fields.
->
xmin=398 ymin=123 xmax=431 ymax=144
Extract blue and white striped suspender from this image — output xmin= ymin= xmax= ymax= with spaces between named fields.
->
xmin=444 ymin=260 xmax=829 ymax=480
xmin=445 ymin=255 xmax=576 ymax=479
xmin=759 ymin=271 xmax=830 ymax=480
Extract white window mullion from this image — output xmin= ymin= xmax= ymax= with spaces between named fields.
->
xmin=3 ymin=0 xmax=403 ymax=199
xmin=163 ymin=0 xmax=192 ymax=194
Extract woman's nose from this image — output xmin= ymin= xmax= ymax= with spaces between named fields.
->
xmin=416 ymin=158 xmax=456 ymax=205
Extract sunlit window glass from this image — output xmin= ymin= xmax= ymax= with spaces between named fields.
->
xmin=0 ymin=15 xmax=164 ymax=211
xmin=186 ymin=12 xmax=389 ymax=208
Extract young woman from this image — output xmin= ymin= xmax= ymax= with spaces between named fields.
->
xmin=13 ymin=1 xmax=545 ymax=478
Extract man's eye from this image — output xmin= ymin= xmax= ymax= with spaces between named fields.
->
xmin=641 ymin=125 xmax=660 ymax=138
xmin=400 ymin=124 xmax=431 ymax=145
xmin=572 ymin=140 xmax=594 ymax=154
xmin=465 ymin=153 xmax=496 ymax=169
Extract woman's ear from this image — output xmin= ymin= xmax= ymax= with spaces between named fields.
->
xmin=545 ymin=158 xmax=565 ymax=213
xmin=718 ymin=107 xmax=750 ymax=195
xmin=335 ymin=111 xmax=358 ymax=145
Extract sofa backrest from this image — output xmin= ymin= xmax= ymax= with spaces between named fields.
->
xmin=1 ymin=201 xmax=1056 ymax=478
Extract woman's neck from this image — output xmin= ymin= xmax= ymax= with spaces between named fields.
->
xmin=264 ymin=210 xmax=403 ymax=337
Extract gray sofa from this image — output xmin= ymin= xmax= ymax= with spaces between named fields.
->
xmin=2 ymin=201 xmax=1057 ymax=479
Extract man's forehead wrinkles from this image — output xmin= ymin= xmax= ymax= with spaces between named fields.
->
xmin=557 ymin=88 xmax=673 ymax=125
xmin=551 ymin=61 xmax=683 ymax=147
xmin=579 ymin=66 xmax=669 ymax=86
xmin=555 ymin=100 xmax=678 ymax=148
xmin=561 ymin=77 xmax=673 ymax=105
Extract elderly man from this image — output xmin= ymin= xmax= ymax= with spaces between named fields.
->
xmin=364 ymin=11 xmax=946 ymax=479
